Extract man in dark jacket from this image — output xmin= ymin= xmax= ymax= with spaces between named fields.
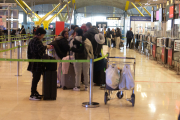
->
xmin=27 ymin=27 xmax=51 ymax=100
xmin=126 ymin=28 xmax=134 ymax=48
xmin=84 ymin=22 xmax=100 ymax=58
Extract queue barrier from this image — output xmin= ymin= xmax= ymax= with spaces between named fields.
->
xmin=0 ymin=45 xmax=108 ymax=108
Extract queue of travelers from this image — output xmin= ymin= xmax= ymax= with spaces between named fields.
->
xmin=27 ymin=22 xmax=106 ymax=100
xmin=105 ymin=27 xmax=123 ymax=49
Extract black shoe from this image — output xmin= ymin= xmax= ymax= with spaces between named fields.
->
xmin=29 ymin=95 xmax=41 ymax=101
xmin=34 ymin=91 xmax=43 ymax=97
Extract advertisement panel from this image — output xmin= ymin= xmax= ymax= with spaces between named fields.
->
xmin=161 ymin=47 xmax=165 ymax=63
xmin=153 ymin=44 xmax=156 ymax=58
xmin=169 ymin=6 xmax=174 ymax=18
xmin=55 ymin=21 xmax=64 ymax=36
xmin=0 ymin=15 xmax=6 ymax=30
xmin=168 ymin=49 xmax=172 ymax=66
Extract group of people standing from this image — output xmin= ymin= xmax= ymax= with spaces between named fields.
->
xmin=105 ymin=28 xmax=123 ymax=49
xmin=27 ymin=22 xmax=105 ymax=100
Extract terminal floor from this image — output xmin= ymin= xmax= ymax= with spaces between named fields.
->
xmin=0 ymin=46 xmax=180 ymax=120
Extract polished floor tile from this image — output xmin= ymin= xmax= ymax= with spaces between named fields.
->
xmin=0 ymin=45 xmax=180 ymax=120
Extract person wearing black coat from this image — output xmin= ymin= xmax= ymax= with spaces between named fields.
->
xmin=48 ymin=30 xmax=70 ymax=86
xmin=116 ymin=28 xmax=122 ymax=49
xmin=126 ymin=28 xmax=134 ymax=48
xmin=106 ymin=28 xmax=112 ymax=48
xmin=27 ymin=28 xmax=51 ymax=101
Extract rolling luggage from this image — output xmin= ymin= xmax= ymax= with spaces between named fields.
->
xmin=61 ymin=64 xmax=75 ymax=90
xmin=43 ymin=70 xmax=57 ymax=100
xmin=93 ymin=58 xmax=107 ymax=86
xmin=44 ymin=57 xmax=57 ymax=71
xmin=119 ymin=42 xmax=124 ymax=48
xmin=130 ymin=42 xmax=134 ymax=49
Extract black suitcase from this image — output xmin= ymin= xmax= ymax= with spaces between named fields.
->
xmin=130 ymin=42 xmax=134 ymax=49
xmin=44 ymin=57 xmax=57 ymax=71
xmin=93 ymin=59 xmax=107 ymax=85
xmin=43 ymin=70 xmax=57 ymax=100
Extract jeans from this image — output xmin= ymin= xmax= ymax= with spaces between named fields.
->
xmin=107 ymin=38 xmax=111 ymax=48
xmin=116 ymin=37 xmax=121 ymax=49
xmin=74 ymin=62 xmax=90 ymax=87
xmin=57 ymin=62 xmax=62 ymax=83
xmin=31 ymin=72 xmax=42 ymax=95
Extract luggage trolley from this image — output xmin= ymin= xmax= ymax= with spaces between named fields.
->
xmin=104 ymin=57 xmax=136 ymax=107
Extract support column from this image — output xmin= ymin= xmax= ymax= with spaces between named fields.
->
xmin=23 ymin=12 xmax=27 ymax=25
xmin=123 ymin=11 xmax=127 ymax=43
xmin=74 ymin=10 xmax=77 ymax=25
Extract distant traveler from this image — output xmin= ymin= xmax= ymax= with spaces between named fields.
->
xmin=69 ymin=25 xmax=75 ymax=37
xmin=111 ymin=28 xmax=116 ymax=48
xmin=126 ymin=28 xmax=134 ymax=48
xmin=70 ymin=28 xmax=93 ymax=91
xmin=26 ymin=27 xmax=30 ymax=34
xmin=20 ymin=25 xmax=26 ymax=35
xmin=106 ymin=28 xmax=112 ymax=48
xmin=116 ymin=28 xmax=122 ymax=49
xmin=27 ymin=27 xmax=51 ymax=100
xmin=84 ymin=22 xmax=105 ymax=58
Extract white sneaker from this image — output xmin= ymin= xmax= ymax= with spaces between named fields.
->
xmin=73 ymin=87 xmax=80 ymax=91
xmin=85 ymin=87 xmax=88 ymax=91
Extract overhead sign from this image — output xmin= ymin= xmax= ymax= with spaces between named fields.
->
xmin=130 ymin=16 xmax=151 ymax=21
xmin=33 ymin=18 xmax=39 ymax=21
xmin=106 ymin=17 xmax=121 ymax=20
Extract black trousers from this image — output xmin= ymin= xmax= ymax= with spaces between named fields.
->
xmin=31 ymin=72 xmax=42 ymax=95
xmin=112 ymin=39 xmax=116 ymax=48
xmin=126 ymin=38 xmax=132 ymax=47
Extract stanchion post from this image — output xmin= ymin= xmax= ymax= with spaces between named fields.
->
xmin=10 ymin=37 xmax=12 ymax=60
xmin=15 ymin=45 xmax=21 ymax=76
xmin=4 ymin=37 xmax=6 ymax=55
xmin=14 ymin=37 xmax=16 ymax=52
xmin=82 ymin=59 xmax=99 ymax=108
xmin=21 ymin=40 xmax=22 ymax=58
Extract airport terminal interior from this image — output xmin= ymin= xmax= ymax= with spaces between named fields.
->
xmin=0 ymin=0 xmax=180 ymax=120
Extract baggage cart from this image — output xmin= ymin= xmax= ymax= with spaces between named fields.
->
xmin=104 ymin=57 xmax=136 ymax=107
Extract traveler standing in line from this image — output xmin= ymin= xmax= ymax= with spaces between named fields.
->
xmin=84 ymin=22 xmax=105 ymax=58
xmin=27 ymin=28 xmax=51 ymax=100
xmin=69 ymin=26 xmax=79 ymax=43
xmin=104 ymin=28 xmax=107 ymax=45
xmin=106 ymin=28 xmax=112 ymax=48
xmin=26 ymin=27 xmax=30 ymax=35
xmin=116 ymin=28 xmax=122 ymax=49
xmin=69 ymin=25 xmax=75 ymax=37
xmin=70 ymin=28 xmax=93 ymax=91
xmin=49 ymin=30 xmax=70 ymax=87
xmin=111 ymin=28 xmax=116 ymax=48
xmin=126 ymin=28 xmax=134 ymax=48
xmin=20 ymin=25 xmax=26 ymax=35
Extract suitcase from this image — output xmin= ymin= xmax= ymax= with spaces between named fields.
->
xmin=130 ymin=42 xmax=134 ymax=49
xmin=61 ymin=64 xmax=75 ymax=90
xmin=93 ymin=59 xmax=107 ymax=86
xmin=44 ymin=57 xmax=57 ymax=71
xmin=119 ymin=42 xmax=124 ymax=48
xmin=43 ymin=70 xmax=57 ymax=100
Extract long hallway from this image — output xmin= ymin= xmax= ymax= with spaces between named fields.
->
xmin=0 ymin=46 xmax=179 ymax=120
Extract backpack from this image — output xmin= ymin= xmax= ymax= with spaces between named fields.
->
xmin=73 ymin=39 xmax=88 ymax=60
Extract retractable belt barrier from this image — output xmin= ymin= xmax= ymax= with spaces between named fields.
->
xmin=0 ymin=34 xmax=107 ymax=108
